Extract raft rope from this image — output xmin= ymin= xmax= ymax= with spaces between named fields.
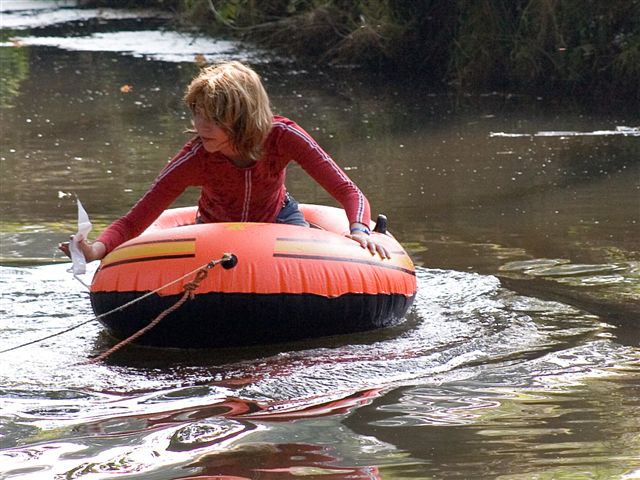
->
xmin=0 ymin=253 xmax=237 ymax=356
xmin=84 ymin=268 xmax=211 ymax=364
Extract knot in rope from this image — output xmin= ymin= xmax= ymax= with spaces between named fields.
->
xmin=81 ymin=254 xmax=235 ymax=364
xmin=183 ymin=268 xmax=209 ymax=298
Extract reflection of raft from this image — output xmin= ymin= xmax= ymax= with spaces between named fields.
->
xmin=90 ymin=204 xmax=416 ymax=348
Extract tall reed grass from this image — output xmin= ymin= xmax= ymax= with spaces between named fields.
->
xmin=83 ymin=0 xmax=640 ymax=101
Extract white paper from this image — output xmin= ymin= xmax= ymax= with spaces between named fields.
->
xmin=68 ymin=198 xmax=92 ymax=275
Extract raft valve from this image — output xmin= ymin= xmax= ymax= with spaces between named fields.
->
xmin=221 ymin=253 xmax=238 ymax=269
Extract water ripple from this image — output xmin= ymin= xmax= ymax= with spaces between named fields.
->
xmin=0 ymin=263 xmax=634 ymax=478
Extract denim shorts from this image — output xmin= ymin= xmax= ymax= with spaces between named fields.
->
xmin=276 ymin=193 xmax=309 ymax=227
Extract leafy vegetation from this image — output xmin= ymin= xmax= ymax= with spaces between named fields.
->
xmin=84 ymin=1 xmax=640 ymax=101
xmin=0 ymin=33 xmax=29 ymax=108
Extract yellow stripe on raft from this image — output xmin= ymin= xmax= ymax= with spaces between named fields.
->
xmin=101 ymin=239 xmax=196 ymax=267
xmin=274 ymin=236 xmax=415 ymax=272
xmin=274 ymin=237 xmax=348 ymax=256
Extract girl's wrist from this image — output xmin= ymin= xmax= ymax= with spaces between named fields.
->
xmin=350 ymin=226 xmax=370 ymax=235
xmin=87 ymin=241 xmax=107 ymax=261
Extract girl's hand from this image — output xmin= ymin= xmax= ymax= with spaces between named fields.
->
xmin=348 ymin=232 xmax=391 ymax=259
xmin=58 ymin=238 xmax=107 ymax=262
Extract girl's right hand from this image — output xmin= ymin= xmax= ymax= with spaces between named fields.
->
xmin=58 ymin=238 xmax=107 ymax=262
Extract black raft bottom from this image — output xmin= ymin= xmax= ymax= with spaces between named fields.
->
xmin=90 ymin=291 xmax=415 ymax=348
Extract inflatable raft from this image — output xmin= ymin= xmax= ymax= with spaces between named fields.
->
xmin=90 ymin=204 xmax=416 ymax=348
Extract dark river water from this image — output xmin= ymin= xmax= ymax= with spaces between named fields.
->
xmin=1 ymin=2 xmax=639 ymax=479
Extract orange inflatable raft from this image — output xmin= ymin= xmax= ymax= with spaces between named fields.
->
xmin=90 ymin=204 xmax=416 ymax=347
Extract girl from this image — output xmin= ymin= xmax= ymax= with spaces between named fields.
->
xmin=61 ymin=61 xmax=389 ymax=260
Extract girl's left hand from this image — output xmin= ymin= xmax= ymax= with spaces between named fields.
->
xmin=348 ymin=232 xmax=391 ymax=259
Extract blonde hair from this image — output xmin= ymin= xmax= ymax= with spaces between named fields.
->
xmin=184 ymin=61 xmax=273 ymax=161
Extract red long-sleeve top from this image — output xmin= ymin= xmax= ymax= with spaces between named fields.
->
xmin=96 ymin=116 xmax=370 ymax=254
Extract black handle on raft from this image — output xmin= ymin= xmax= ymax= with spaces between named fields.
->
xmin=221 ymin=253 xmax=238 ymax=269
xmin=373 ymin=214 xmax=387 ymax=234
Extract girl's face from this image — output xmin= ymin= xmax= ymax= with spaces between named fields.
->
xmin=192 ymin=111 xmax=233 ymax=154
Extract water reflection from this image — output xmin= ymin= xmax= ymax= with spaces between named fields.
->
xmin=345 ymin=364 xmax=640 ymax=479
xmin=1 ymin=1 xmax=167 ymax=30
xmin=184 ymin=443 xmax=382 ymax=479
xmin=490 ymin=126 xmax=640 ymax=137
xmin=1 ymin=1 xmax=639 ymax=478
xmin=11 ymin=31 xmax=258 ymax=64
xmin=2 ymin=263 xmax=637 ymax=477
